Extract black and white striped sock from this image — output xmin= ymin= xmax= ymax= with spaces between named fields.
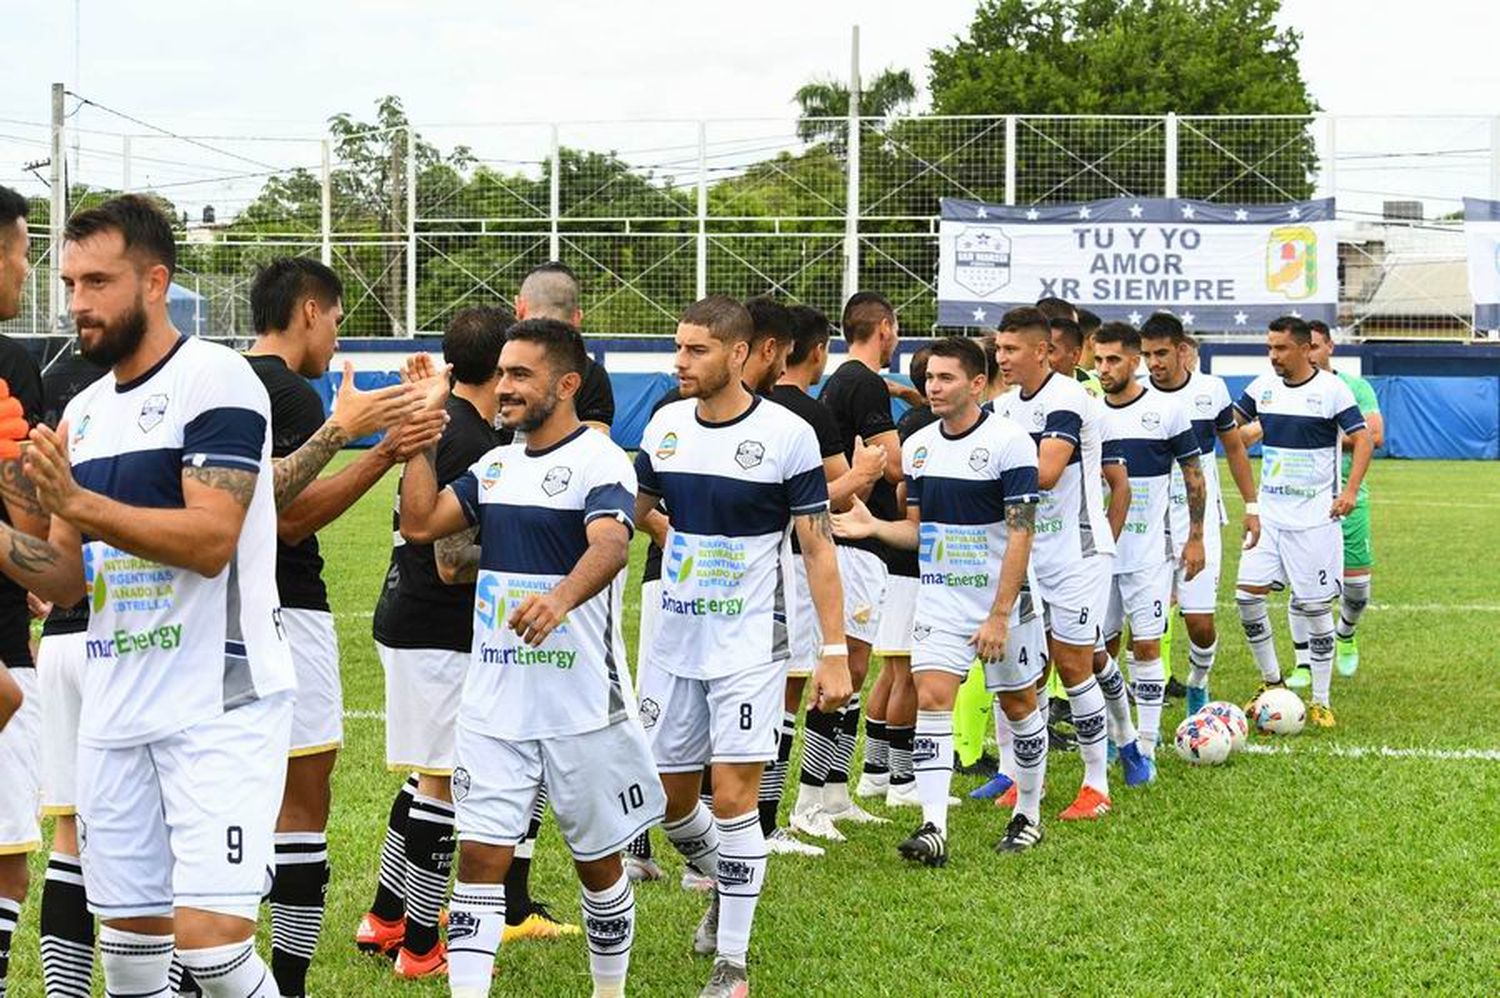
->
xmin=757 ymin=711 xmax=796 ymax=834
xmin=581 ymin=872 xmax=635 ymax=994
xmin=624 ymin=830 xmax=653 ymax=860
xmin=861 ymin=714 xmax=890 ymax=777
xmin=825 ymin=694 xmax=862 ymax=786
xmin=0 ymin=896 xmax=18 ymax=998
xmin=402 ymin=793 xmax=456 ymax=955
xmin=1338 ymin=576 xmax=1371 ymax=639
xmin=797 ymin=707 xmax=840 ymax=791
xmin=269 ymin=832 xmax=329 ymax=997
xmin=887 ymin=724 xmax=915 ymax=786
xmin=371 ymin=774 xmax=419 ymax=922
xmin=40 ymin=852 xmax=93 ymax=997
xmin=1237 ymin=590 xmax=1282 ymax=683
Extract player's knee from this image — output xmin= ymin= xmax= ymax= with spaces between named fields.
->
xmin=455 ymin=841 xmax=511 ymax=884
xmin=51 ymin=814 xmax=79 ymax=856
xmin=416 ymin=773 xmax=453 ymax=802
xmin=0 ymin=854 xmax=29 ymax=899
xmin=997 ymin=690 xmax=1036 ymax=723
xmin=1184 ymin=614 xmax=1216 ymax=647
xmin=173 ymin=908 xmax=255 ymax=951
xmin=1133 ymin=639 xmax=1161 ymax=661
xmin=573 ymin=854 xmax=623 ymax=892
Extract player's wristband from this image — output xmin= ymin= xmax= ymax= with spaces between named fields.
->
xmin=820 ymin=643 xmax=849 ymax=658
xmin=1244 ymin=502 xmax=1260 ymax=515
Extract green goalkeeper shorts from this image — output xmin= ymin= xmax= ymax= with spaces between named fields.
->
xmin=1342 ymin=500 xmax=1374 ymax=571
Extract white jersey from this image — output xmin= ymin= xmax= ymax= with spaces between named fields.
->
xmin=1155 ymin=370 xmax=1235 ymax=550
xmin=989 ymin=372 xmax=1116 ymax=577
xmin=903 ymin=411 xmax=1039 ymax=634
xmin=1233 ymin=369 xmax=1365 ymax=531
xmin=635 ymin=395 xmax=828 ymax=678
xmin=449 ymin=426 xmax=636 ymax=740
xmin=64 ymin=336 xmax=293 ymax=749
xmin=1100 ymin=386 xmax=1200 ymax=573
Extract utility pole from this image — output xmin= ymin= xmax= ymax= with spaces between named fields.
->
xmin=842 ymin=25 xmax=861 ymax=306
xmin=49 ymin=83 xmax=67 ymax=335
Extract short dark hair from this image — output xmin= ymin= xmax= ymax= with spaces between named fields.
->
xmin=926 ymin=335 xmax=987 ymax=380
xmin=999 ymin=305 xmax=1049 ymax=338
xmin=1139 ymin=311 xmax=1186 ymax=344
xmin=1269 ymin=315 xmax=1312 ymax=344
xmin=1092 ymin=322 xmax=1141 ymax=352
xmin=504 ymin=317 xmax=588 ymax=379
xmin=681 ymin=294 xmax=753 ymax=344
xmin=0 ymin=186 xmax=28 ymax=244
xmin=841 ymin=290 xmax=894 ymax=344
xmin=786 ymin=304 xmax=832 ymax=366
xmin=745 ymin=296 xmax=793 ymax=349
xmin=1309 ymin=319 xmax=1333 ymax=341
xmin=250 ymin=257 xmax=345 ymax=334
xmin=444 ymin=305 xmax=514 ymax=385
xmin=1076 ymin=307 xmax=1101 ymax=335
xmin=908 ymin=346 xmax=933 ymax=399
xmin=1049 ymin=317 xmax=1083 ymax=352
xmin=1035 ymin=296 xmax=1075 ymax=321
xmin=63 ymin=193 xmax=176 ymax=278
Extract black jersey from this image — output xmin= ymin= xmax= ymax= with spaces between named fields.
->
xmin=0 ymin=335 xmax=43 ymax=667
xmin=576 ymin=357 xmax=615 ymax=428
xmin=768 ymin=383 xmax=842 ymax=554
xmin=818 ymin=359 xmax=899 ymax=564
xmin=372 ymin=394 xmax=506 ymax=652
xmin=247 ymin=354 xmax=333 ymax=612
xmin=888 ymin=403 xmax=939 ymax=579
xmin=39 ymin=350 xmax=108 ymax=638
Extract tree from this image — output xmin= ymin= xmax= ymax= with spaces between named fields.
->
xmin=795 ymin=68 xmax=918 ymax=146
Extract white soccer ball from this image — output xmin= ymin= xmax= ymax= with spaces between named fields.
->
xmin=1199 ymin=701 xmax=1249 ymax=751
xmin=1251 ymin=687 xmax=1306 ymax=736
xmin=1174 ymin=714 xmax=1233 ymax=765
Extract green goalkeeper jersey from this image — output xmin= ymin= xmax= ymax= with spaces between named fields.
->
xmin=1337 ymin=370 xmax=1379 ymax=503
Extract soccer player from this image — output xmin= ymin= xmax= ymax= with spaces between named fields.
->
xmin=395 ymin=318 xmax=663 ymax=998
xmin=0 ymin=194 xmax=290 ymax=997
xmin=1139 ymin=312 xmax=1260 ymax=713
xmin=0 ymin=183 xmax=45 ymax=998
xmin=836 ymin=335 xmax=1043 ymax=860
xmin=244 ymin=256 xmax=440 ymax=996
xmin=862 ymin=346 xmax=933 ymax=809
xmin=1093 ymin=323 xmax=1207 ymax=760
xmin=633 ymin=295 xmax=851 ymax=997
xmin=514 ymin=261 xmax=614 ymax=433
xmin=1077 ymin=307 xmax=1102 ymax=371
xmin=1049 ymin=316 xmax=1103 ymax=399
xmin=765 ymin=303 xmax=883 ymax=852
xmin=992 ymin=306 xmax=1146 ymax=819
xmin=1232 ymin=317 xmax=1373 ymax=727
xmin=791 ymin=291 xmax=903 ymax=837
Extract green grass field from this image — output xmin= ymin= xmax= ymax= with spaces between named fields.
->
xmin=10 ymin=458 xmax=1500 ymax=995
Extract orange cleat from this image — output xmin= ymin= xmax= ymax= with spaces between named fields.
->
xmin=393 ymin=941 xmax=447 ymax=980
xmin=993 ymin=784 xmax=1018 ymax=809
xmin=1058 ymin=785 xmax=1112 ymax=821
xmin=355 ymin=912 xmax=405 ymax=957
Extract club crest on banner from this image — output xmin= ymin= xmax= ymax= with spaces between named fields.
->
xmin=953 ymin=225 xmax=1012 ymax=297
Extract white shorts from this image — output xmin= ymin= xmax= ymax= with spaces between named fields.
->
xmin=637 ymin=660 xmax=783 ymax=772
xmin=0 ymin=668 xmax=41 ymax=855
xmin=1036 ymin=554 xmax=1114 ymax=647
xmin=837 ymin=546 xmax=888 ymax=646
xmin=76 ymin=692 xmax=292 ymax=920
xmin=285 ymin=608 xmax=342 ymax=757
xmin=1236 ymin=519 xmax=1342 ymax=604
xmin=1173 ymin=522 xmax=1224 ymax=616
xmin=378 ymin=643 xmax=469 ymax=775
xmin=1106 ymin=559 xmax=1176 ymax=641
xmin=639 ymin=580 xmax=662 ymax=676
xmin=39 ymin=632 xmax=87 ymax=815
xmin=787 ymin=557 xmax=821 ymax=677
xmin=910 ymin=615 xmax=1047 ymax=693
xmin=454 ymin=720 xmax=665 ymax=862
xmin=874 ymin=574 xmax=918 ymax=657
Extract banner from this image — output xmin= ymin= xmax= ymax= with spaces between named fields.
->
xmin=937 ymin=196 xmax=1337 ymax=331
xmin=1465 ymin=197 xmax=1500 ymax=331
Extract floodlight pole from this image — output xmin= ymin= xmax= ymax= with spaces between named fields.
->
xmin=320 ymin=139 xmax=332 ymax=266
xmin=1164 ymin=111 xmax=1178 ymax=199
xmin=842 ymin=25 xmax=861 ymax=306
xmin=49 ymin=83 xmax=66 ymax=335
xmin=405 ymin=126 xmax=417 ymax=338
xmin=549 ymin=125 xmax=561 ymax=261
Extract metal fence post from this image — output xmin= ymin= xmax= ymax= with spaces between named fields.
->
xmin=1164 ymin=111 xmax=1178 ymax=198
xmin=49 ymin=82 xmax=65 ymax=336
xmin=549 ymin=125 xmax=561 ymax=262
xmin=696 ymin=120 xmax=708 ymax=300
xmin=1319 ymin=113 xmax=1337 ymax=201
xmin=842 ymin=25 xmax=861 ymax=305
xmin=320 ymin=138 xmax=332 ymax=266
xmin=405 ymin=126 xmax=417 ymax=338
xmin=1004 ymin=115 xmax=1017 ymax=205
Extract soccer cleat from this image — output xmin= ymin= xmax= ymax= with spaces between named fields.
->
xmin=692 ymin=892 xmax=720 ymax=957
xmin=624 ymin=853 xmax=664 ymax=883
xmin=698 ymin=958 xmax=750 ymax=998
xmin=1106 ymin=740 xmax=1119 ymax=764
xmin=896 ymin=821 xmax=948 ymax=867
xmin=1243 ymin=681 xmax=1286 ymax=715
xmin=822 ymin=798 xmax=890 ymax=825
xmin=855 ymin=772 xmax=890 ymax=798
xmin=502 ymin=901 xmax=581 ymax=943
xmin=1058 ymin=785 xmax=1112 ymax=821
xmin=789 ymin=806 xmax=847 ymax=842
xmin=764 ymin=827 xmax=825 ymax=857
xmin=992 ymin=782 xmax=1046 ymax=809
xmin=1165 ymin=676 xmax=1188 ymax=701
xmin=955 ymin=752 xmax=998 ymax=777
xmin=1047 ymin=723 xmax=1077 ymax=752
xmin=1336 ymin=635 xmax=1360 ymax=677
xmin=392 ymin=941 xmax=447 ymax=979
xmin=1118 ymin=742 xmax=1157 ymax=787
xmin=681 ymin=868 xmax=715 ymax=893
xmin=1287 ymin=665 xmax=1312 ymax=689
xmin=1308 ymin=703 xmax=1337 ymax=728
xmin=995 ymin=813 xmax=1044 ymax=853
xmin=355 ymin=912 xmax=405 ymax=957
xmin=1185 ymin=684 xmax=1209 ymax=716
xmin=968 ymin=771 xmax=1015 ymax=801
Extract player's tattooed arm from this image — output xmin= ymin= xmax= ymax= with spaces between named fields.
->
xmin=0 ymin=519 xmax=85 ymax=605
xmin=273 ymin=422 xmax=349 ymax=510
xmin=802 ymin=508 xmax=835 ymax=543
xmin=981 ymin=499 xmax=1035 ymax=653
xmin=1005 ymin=498 xmax=1036 ymax=534
xmin=435 ymin=526 xmax=480 ymax=585
xmin=1180 ymin=454 xmax=1206 ymax=535
xmin=6 ymin=525 xmax=58 ymax=572
xmin=0 ymin=455 xmax=47 ymax=527
xmin=183 ymin=466 xmax=258 ymax=510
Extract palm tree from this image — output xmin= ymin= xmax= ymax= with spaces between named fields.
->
xmin=795 ymin=68 xmax=918 ymax=146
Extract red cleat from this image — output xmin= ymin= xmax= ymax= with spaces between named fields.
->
xmin=355 ymin=912 xmax=405 ymax=957
xmin=1058 ymin=785 xmax=1112 ymax=821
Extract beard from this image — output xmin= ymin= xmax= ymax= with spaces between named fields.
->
xmin=77 ymin=297 xmax=149 ymax=368
xmin=680 ymin=363 xmax=733 ymax=399
xmin=502 ymin=386 xmax=560 ymax=434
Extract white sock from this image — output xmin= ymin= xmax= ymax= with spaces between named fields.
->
xmin=1297 ymin=603 xmax=1337 ymax=706
xmin=99 ymin=927 xmax=174 ymax=997
xmin=1338 ymin=576 xmax=1371 ymax=639
xmin=176 ymin=940 xmax=276 ymax=997
xmin=1237 ymin=590 xmax=1281 ymax=683
xmin=1288 ymin=603 xmax=1311 ymax=670
xmin=913 ymin=710 xmax=954 ymax=833
xmin=1066 ymin=677 xmax=1109 ymax=793
xmin=1095 ymin=658 xmax=1137 ymax=748
xmin=1188 ymin=638 xmax=1217 ymax=689
xmin=662 ymin=800 xmax=719 ymax=879
xmin=992 ymin=698 xmax=1015 ymax=780
xmin=447 ymin=881 xmax=505 ymax=997
xmin=1132 ymin=658 xmax=1166 ymax=756
xmin=582 ymin=873 xmax=634 ymax=996
xmin=713 ymin=811 xmax=767 ymax=967
xmin=1009 ymin=707 xmax=1048 ymax=823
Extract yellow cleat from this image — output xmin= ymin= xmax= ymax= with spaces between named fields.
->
xmin=1244 ymin=681 xmax=1285 ymax=716
xmin=1308 ymin=704 xmax=1336 ymax=728
xmin=502 ymin=903 xmax=581 ymax=943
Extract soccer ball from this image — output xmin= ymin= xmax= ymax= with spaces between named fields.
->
xmin=1174 ymin=714 xmax=1233 ymax=765
xmin=1199 ymin=701 xmax=1249 ymax=751
xmin=1250 ymin=687 xmax=1306 ymax=736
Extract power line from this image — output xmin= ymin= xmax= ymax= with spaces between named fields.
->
xmin=65 ymin=91 xmax=281 ymax=171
